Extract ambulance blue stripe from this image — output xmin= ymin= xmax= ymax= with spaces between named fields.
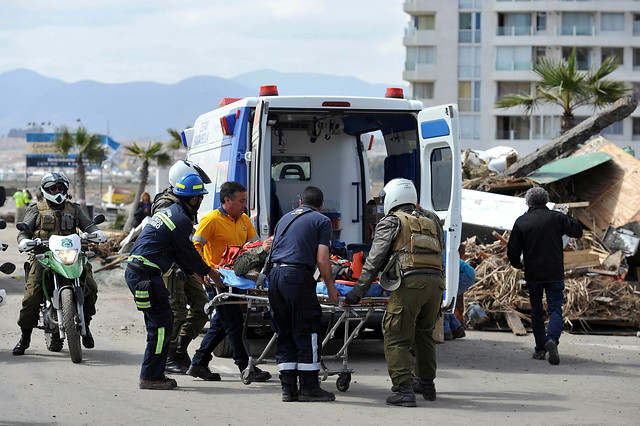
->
xmin=421 ymin=119 xmax=450 ymax=140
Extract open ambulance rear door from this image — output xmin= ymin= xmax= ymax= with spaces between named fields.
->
xmin=417 ymin=104 xmax=462 ymax=311
xmin=248 ymin=100 xmax=271 ymax=238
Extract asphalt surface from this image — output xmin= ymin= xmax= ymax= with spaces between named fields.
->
xmin=1 ymin=208 xmax=639 ymax=425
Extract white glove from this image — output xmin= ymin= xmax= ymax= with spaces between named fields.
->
xmin=18 ymin=239 xmax=35 ymax=251
xmin=82 ymin=230 xmax=107 ymax=243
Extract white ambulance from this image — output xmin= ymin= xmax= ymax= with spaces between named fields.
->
xmin=181 ymin=86 xmax=462 ymax=309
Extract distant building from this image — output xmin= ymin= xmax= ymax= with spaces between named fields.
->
xmin=403 ymin=0 xmax=640 ymax=156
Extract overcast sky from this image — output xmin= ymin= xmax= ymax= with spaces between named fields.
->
xmin=1 ymin=0 xmax=407 ymax=86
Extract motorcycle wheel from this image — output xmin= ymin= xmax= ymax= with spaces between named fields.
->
xmin=61 ymin=288 xmax=82 ymax=363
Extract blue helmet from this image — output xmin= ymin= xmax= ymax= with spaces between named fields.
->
xmin=173 ymin=173 xmax=209 ymax=196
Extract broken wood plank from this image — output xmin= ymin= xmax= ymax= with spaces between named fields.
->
xmin=94 ymin=256 xmax=127 ymax=273
xmin=491 ymin=231 xmax=509 ymax=245
xmin=586 ymin=268 xmax=618 ymax=276
xmin=563 ymin=249 xmax=601 ymax=269
xmin=504 ymin=312 xmax=528 ymax=336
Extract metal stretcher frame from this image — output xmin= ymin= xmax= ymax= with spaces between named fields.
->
xmin=207 ymin=286 xmax=388 ymax=392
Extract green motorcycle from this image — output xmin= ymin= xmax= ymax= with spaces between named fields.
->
xmin=17 ymin=215 xmax=104 ymax=363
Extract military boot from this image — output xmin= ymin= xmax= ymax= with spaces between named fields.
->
xmin=165 ymin=348 xmax=188 ymax=374
xmin=412 ymin=378 xmax=436 ymax=401
xmin=82 ymin=324 xmax=95 ymax=349
xmin=175 ymin=336 xmax=192 ymax=367
xmin=386 ymin=383 xmax=417 ymax=407
xmin=12 ymin=328 xmax=32 ymax=356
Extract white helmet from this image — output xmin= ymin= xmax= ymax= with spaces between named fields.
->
xmin=168 ymin=160 xmax=211 ymax=187
xmin=41 ymin=172 xmax=70 ymax=205
xmin=380 ymin=178 xmax=417 ymax=215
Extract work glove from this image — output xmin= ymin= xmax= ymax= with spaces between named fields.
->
xmin=133 ymin=280 xmax=152 ymax=311
xmin=18 ymin=238 xmax=35 ymax=252
xmin=344 ymin=290 xmax=361 ymax=305
xmin=82 ymin=230 xmax=107 ymax=243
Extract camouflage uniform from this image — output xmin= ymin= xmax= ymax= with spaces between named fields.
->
xmin=17 ymin=200 xmax=100 ymax=329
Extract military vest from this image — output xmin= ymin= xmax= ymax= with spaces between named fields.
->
xmin=151 ymin=191 xmax=178 ymax=216
xmin=35 ymin=200 xmax=78 ymax=240
xmin=390 ymin=210 xmax=444 ymax=273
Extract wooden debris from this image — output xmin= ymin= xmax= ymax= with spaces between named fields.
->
xmin=505 ymin=312 xmax=528 ymax=336
xmin=463 ymin=231 xmax=640 ymax=330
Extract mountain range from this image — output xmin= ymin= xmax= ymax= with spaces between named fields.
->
xmin=0 ymin=68 xmax=396 ymax=142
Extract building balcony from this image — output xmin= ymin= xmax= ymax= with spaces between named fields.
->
xmin=557 ymin=25 xmax=594 ymax=36
xmin=459 ymin=29 xmax=482 ymax=43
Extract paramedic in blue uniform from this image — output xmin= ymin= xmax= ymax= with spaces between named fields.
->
xmin=268 ymin=186 xmax=339 ymax=402
xmin=125 ymin=173 xmax=220 ymax=390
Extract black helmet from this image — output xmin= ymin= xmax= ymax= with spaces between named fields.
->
xmin=41 ymin=172 xmax=70 ymax=205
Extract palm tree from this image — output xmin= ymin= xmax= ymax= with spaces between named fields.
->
xmin=122 ymin=142 xmax=172 ymax=232
xmin=167 ymin=128 xmax=183 ymax=150
xmin=55 ymin=126 xmax=107 ymax=205
xmin=496 ymin=47 xmax=629 ymax=134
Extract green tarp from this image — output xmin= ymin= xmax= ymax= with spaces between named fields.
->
xmin=528 ymin=152 xmax=613 ymax=184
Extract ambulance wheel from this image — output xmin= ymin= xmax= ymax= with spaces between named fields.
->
xmin=336 ymin=373 xmax=351 ymax=392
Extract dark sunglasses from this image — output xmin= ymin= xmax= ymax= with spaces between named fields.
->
xmin=47 ymin=184 xmax=67 ymax=192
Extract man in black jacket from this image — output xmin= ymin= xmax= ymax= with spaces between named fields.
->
xmin=507 ymin=187 xmax=583 ymax=365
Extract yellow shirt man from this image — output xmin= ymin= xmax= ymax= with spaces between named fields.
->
xmin=193 ymin=207 xmax=257 ymax=266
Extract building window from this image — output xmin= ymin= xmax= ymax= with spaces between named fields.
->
xmin=601 ymin=13 xmax=625 ymax=33
xmin=497 ymin=13 xmax=532 ymax=36
xmin=634 ymin=49 xmax=640 ymax=70
xmin=496 ymin=46 xmax=532 ymax=71
xmin=459 ymin=0 xmax=482 ymax=10
xmin=634 ymin=14 xmax=640 ymax=36
xmin=459 ymin=12 xmax=481 ymax=43
xmin=405 ymin=46 xmax=436 ymax=71
xmin=497 ymin=81 xmax=531 ymax=99
xmin=496 ymin=116 xmax=531 ymax=140
xmin=536 ymin=13 xmax=547 ymax=32
xmin=601 ymin=120 xmax=624 ymax=136
xmin=534 ymin=46 xmax=547 ymax=63
xmin=413 ymin=82 xmax=434 ymax=100
xmin=460 ymin=115 xmax=481 ymax=140
xmin=562 ymin=46 xmax=592 ymax=70
xmin=532 ymin=116 xmax=561 ymax=140
xmin=459 ymin=46 xmax=481 ymax=78
xmin=633 ymin=83 xmax=640 ymax=102
xmin=633 ymin=118 xmax=640 ymax=141
xmin=459 ymin=81 xmax=481 ymax=112
xmin=560 ymin=13 xmax=594 ymax=36
xmin=601 ymin=47 xmax=624 ymax=66
xmin=413 ymin=14 xmax=435 ymax=30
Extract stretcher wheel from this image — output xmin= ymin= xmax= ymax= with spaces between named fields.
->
xmin=336 ymin=373 xmax=351 ymax=392
xmin=241 ymin=369 xmax=253 ymax=385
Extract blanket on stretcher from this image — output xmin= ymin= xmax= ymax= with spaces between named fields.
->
xmin=217 ymin=269 xmax=384 ymax=297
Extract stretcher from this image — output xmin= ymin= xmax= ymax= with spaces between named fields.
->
xmin=206 ymin=268 xmax=389 ymax=392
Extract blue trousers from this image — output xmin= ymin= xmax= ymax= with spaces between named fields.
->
xmin=528 ymin=281 xmax=564 ymax=353
xmin=443 ymin=313 xmax=462 ymax=334
xmin=125 ymin=268 xmax=173 ymax=381
xmin=191 ymin=293 xmax=248 ymax=371
xmin=268 ymin=265 xmax=322 ymax=391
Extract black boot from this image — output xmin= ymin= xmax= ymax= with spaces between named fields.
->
xmin=386 ymin=382 xmax=417 ymax=407
xmin=13 ymin=328 xmax=32 ymax=356
xmin=82 ymin=324 xmax=95 ymax=349
xmin=412 ymin=378 xmax=436 ymax=401
xmin=165 ymin=348 xmax=188 ymax=374
xmin=175 ymin=336 xmax=192 ymax=367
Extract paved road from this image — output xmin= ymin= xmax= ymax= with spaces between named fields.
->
xmin=1 ymin=214 xmax=639 ymax=425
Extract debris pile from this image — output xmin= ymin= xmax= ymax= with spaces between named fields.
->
xmin=463 ymin=231 xmax=640 ymax=333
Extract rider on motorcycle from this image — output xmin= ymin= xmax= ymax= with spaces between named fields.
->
xmin=13 ymin=172 xmax=106 ymax=356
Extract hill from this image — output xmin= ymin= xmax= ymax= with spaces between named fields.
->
xmin=0 ymin=69 xmax=395 ymax=142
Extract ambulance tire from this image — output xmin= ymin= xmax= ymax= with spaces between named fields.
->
xmin=213 ymin=336 xmax=233 ymax=358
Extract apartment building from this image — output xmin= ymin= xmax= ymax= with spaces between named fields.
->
xmin=403 ymin=0 xmax=640 ymax=156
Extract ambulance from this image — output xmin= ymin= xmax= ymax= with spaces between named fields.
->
xmin=181 ymin=86 xmax=462 ymax=310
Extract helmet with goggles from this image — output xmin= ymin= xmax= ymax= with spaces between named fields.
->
xmin=41 ymin=172 xmax=70 ymax=205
